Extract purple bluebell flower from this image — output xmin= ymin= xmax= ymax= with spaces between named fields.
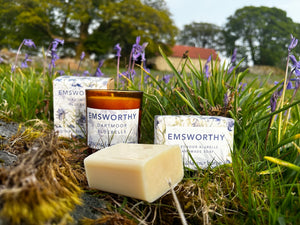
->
xmin=48 ymin=38 xmax=64 ymax=75
xmin=228 ymin=48 xmax=237 ymax=74
xmin=80 ymin=51 xmax=85 ymax=61
xmin=51 ymin=39 xmax=64 ymax=51
xmin=294 ymin=78 xmax=300 ymax=89
xmin=231 ymin=48 xmax=237 ymax=63
xmin=94 ymin=60 xmax=104 ymax=77
xmin=12 ymin=38 xmax=36 ymax=73
xmin=114 ymin=43 xmax=122 ymax=57
xmin=290 ymin=55 xmax=300 ymax=76
xmin=76 ymin=51 xmax=86 ymax=74
xmin=239 ymin=82 xmax=247 ymax=92
xmin=23 ymin=39 xmax=36 ymax=48
xmin=288 ymin=34 xmax=298 ymax=51
xmin=287 ymin=81 xmax=293 ymax=89
xmin=144 ymin=75 xmax=150 ymax=83
xmin=82 ymin=70 xmax=90 ymax=76
xmin=0 ymin=56 xmax=3 ymax=63
xmin=57 ymin=70 xmax=65 ymax=76
xmin=132 ymin=36 xmax=143 ymax=61
xmin=21 ymin=53 xmax=32 ymax=68
xmin=144 ymin=67 xmax=150 ymax=74
xmin=223 ymin=92 xmax=229 ymax=107
xmin=203 ymin=55 xmax=212 ymax=78
xmin=131 ymin=36 xmax=148 ymax=61
xmin=270 ymin=92 xmax=278 ymax=112
xmin=163 ymin=74 xmax=172 ymax=84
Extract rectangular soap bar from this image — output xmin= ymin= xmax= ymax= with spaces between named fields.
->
xmin=154 ymin=115 xmax=234 ymax=169
xmin=53 ymin=76 xmax=114 ymax=138
xmin=84 ymin=143 xmax=184 ymax=202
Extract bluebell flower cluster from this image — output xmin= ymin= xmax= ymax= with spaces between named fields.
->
xmin=114 ymin=36 xmax=150 ymax=85
xmin=48 ymin=38 xmax=64 ymax=75
xmin=94 ymin=60 xmax=104 ymax=77
xmin=203 ymin=55 xmax=212 ymax=78
xmin=12 ymin=39 xmax=36 ymax=73
xmin=228 ymin=48 xmax=237 ymax=74
xmin=270 ymin=34 xmax=300 ymax=112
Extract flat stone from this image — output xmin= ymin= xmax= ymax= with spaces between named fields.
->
xmin=0 ymin=150 xmax=17 ymax=168
xmin=0 ymin=119 xmax=19 ymax=143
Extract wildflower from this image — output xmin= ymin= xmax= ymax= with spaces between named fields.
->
xmin=228 ymin=48 xmax=237 ymax=74
xmin=76 ymin=51 xmax=85 ymax=74
xmin=12 ymin=38 xmax=36 ymax=73
xmin=82 ymin=71 xmax=90 ymax=76
xmin=132 ymin=36 xmax=142 ymax=61
xmin=289 ymin=55 xmax=300 ymax=76
xmin=0 ymin=56 xmax=3 ymax=63
xmin=270 ymin=92 xmax=278 ymax=112
xmin=288 ymin=34 xmax=298 ymax=51
xmin=21 ymin=53 xmax=32 ymax=68
xmin=144 ymin=67 xmax=150 ymax=74
xmin=162 ymin=74 xmax=172 ymax=84
xmin=223 ymin=91 xmax=230 ymax=107
xmin=131 ymin=36 xmax=148 ymax=61
xmin=114 ymin=43 xmax=122 ymax=57
xmin=94 ymin=60 xmax=104 ymax=77
xmin=57 ymin=70 xmax=65 ymax=76
xmin=239 ymin=82 xmax=247 ymax=92
xmin=51 ymin=38 xmax=64 ymax=51
xmin=204 ymin=55 xmax=212 ymax=78
xmin=23 ymin=39 xmax=36 ymax=48
xmin=293 ymin=78 xmax=300 ymax=89
xmin=48 ymin=38 xmax=64 ymax=75
xmin=80 ymin=51 xmax=85 ymax=61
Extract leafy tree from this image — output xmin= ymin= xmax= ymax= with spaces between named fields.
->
xmin=223 ymin=6 xmax=295 ymax=67
xmin=178 ymin=22 xmax=223 ymax=50
xmin=87 ymin=0 xmax=177 ymax=60
xmin=0 ymin=0 xmax=177 ymax=59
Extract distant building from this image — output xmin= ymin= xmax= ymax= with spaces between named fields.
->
xmin=149 ymin=45 xmax=219 ymax=72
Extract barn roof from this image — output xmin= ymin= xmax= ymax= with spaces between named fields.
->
xmin=171 ymin=45 xmax=218 ymax=60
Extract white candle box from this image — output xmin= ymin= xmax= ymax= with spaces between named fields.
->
xmin=154 ymin=115 xmax=234 ymax=169
xmin=53 ymin=76 xmax=114 ymax=138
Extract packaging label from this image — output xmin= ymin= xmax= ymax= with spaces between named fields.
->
xmin=87 ymin=107 xmax=139 ymax=149
xmin=154 ymin=115 xmax=234 ymax=169
xmin=53 ymin=76 xmax=113 ymax=138
xmin=165 ymin=126 xmax=232 ymax=169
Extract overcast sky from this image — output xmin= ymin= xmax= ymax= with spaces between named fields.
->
xmin=164 ymin=0 xmax=300 ymax=29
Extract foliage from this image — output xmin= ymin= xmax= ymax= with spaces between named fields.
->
xmin=0 ymin=0 xmax=176 ymax=58
xmin=0 ymin=33 xmax=299 ymax=224
xmin=223 ymin=6 xmax=296 ymax=67
xmin=178 ymin=22 xmax=223 ymax=50
xmin=88 ymin=0 xmax=177 ymax=59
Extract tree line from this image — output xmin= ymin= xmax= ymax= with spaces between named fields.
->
xmin=0 ymin=0 xmax=299 ymax=68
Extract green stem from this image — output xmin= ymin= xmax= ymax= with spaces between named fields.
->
xmin=277 ymin=52 xmax=290 ymax=144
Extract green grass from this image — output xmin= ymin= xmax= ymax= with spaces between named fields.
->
xmin=0 ymin=51 xmax=299 ymax=224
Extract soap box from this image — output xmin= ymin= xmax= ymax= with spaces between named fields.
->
xmin=53 ymin=76 xmax=114 ymax=138
xmin=154 ymin=115 xmax=234 ymax=169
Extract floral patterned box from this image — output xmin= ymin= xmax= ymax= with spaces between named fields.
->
xmin=53 ymin=76 xmax=114 ymax=138
xmin=154 ymin=115 xmax=234 ymax=169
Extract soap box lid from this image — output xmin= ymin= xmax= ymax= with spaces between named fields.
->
xmin=154 ymin=115 xmax=234 ymax=169
xmin=53 ymin=76 xmax=114 ymax=138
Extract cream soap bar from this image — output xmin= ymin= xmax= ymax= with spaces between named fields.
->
xmin=53 ymin=76 xmax=114 ymax=138
xmin=154 ymin=115 xmax=234 ymax=169
xmin=84 ymin=143 xmax=184 ymax=202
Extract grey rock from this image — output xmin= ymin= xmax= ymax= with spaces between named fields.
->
xmin=71 ymin=192 xmax=106 ymax=223
xmin=0 ymin=150 xmax=17 ymax=168
xmin=0 ymin=119 xmax=20 ymax=144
